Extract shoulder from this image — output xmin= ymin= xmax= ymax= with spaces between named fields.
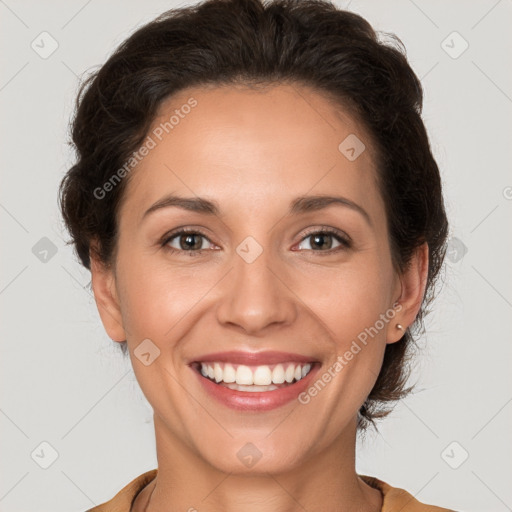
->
xmin=359 ymin=474 xmax=457 ymax=511
xmin=85 ymin=469 xmax=158 ymax=512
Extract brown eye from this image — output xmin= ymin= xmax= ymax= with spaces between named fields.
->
xmin=306 ymin=232 xmax=336 ymax=250
xmin=176 ymin=232 xmax=205 ymax=251
xmin=296 ymin=228 xmax=351 ymax=253
xmin=161 ymin=229 xmax=214 ymax=255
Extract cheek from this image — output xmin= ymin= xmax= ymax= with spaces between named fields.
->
xmin=116 ymin=230 xmax=395 ymax=345
xmin=295 ymin=256 xmax=395 ymax=342
xmin=116 ymin=251 xmax=201 ymax=338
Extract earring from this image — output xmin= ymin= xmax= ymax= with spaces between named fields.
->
xmin=396 ymin=324 xmax=404 ymax=331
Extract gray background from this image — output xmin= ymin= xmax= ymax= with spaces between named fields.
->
xmin=1 ymin=0 xmax=511 ymax=511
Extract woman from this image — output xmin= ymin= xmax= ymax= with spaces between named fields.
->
xmin=58 ymin=0 xmax=454 ymax=510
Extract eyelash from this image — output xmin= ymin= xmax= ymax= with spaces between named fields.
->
xmin=160 ymin=226 xmax=352 ymax=257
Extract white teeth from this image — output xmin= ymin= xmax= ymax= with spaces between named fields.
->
xmin=236 ymin=365 xmax=254 ymax=385
xmin=223 ymin=363 xmax=236 ymax=383
xmin=199 ymin=361 xmax=313 ymax=386
xmin=222 ymin=383 xmax=279 ymax=392
xmin=301 ymin=363 xmax=311 ymax=378
xmin=253 ymin=366 xmax=272 ymax=385
xmin=285 ymin=364 xmax=295 ymax=383
xmin=272 ymin=364 xmax=285 ymax=384
xmin=214 ymin=363 xmax=223 ymax=383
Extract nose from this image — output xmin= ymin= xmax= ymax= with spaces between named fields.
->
xmin=215 ymin=244 xmax=298 ymax=336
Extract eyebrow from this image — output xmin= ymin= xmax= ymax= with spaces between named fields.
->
xmin=142 ymin=193 xmax=372 ymax=226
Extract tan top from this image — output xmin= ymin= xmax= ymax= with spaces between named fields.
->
xmin=86 ymin=469 xmax=456 ymax=511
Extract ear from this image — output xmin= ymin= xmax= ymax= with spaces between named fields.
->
xmin=89 ymin=239 xmax=127 ymax=343
xmin=387 ymin=242 xmax=429 ymax=344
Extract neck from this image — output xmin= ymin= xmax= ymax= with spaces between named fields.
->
xmin=134 ymin=414 xmax=382 ymax=512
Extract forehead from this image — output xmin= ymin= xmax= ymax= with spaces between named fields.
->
xmin=119 ymin=83 xmax=383 ymax=223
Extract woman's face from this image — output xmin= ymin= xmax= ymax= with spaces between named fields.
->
xmin=92 ymin=83 xmax=415 ymax=474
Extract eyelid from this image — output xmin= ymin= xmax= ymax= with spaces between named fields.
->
xmin=160 ymin=225 xmax=352 ymax=253
xmin=298 ymin=225 xmax=352 ymax=244
xmin=160 ymin=226 xmax=215 ymax=248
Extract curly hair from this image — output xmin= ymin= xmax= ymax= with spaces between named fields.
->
xmin=58 ymin=0 xmax=449 ymax=433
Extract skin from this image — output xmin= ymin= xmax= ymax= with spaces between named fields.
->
xmin=90 ymin=83 xmax=428 ymax=512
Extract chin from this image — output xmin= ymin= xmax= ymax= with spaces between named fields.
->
xmin=193 ymin=435 xmax=310 ymax=476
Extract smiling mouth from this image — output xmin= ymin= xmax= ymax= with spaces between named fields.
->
xmin=192 ymin=361 xmax=315 ymax=392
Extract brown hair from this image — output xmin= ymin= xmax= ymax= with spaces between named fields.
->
xmin=58 ymin=0 xmax=448 ymax=433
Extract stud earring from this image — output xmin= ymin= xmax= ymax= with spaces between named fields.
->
xmin=396 ymin=324 xmax=404 ymax=331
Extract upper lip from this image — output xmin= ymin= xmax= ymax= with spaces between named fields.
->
xmin=189 ymin=350 xmax=319 ymax=366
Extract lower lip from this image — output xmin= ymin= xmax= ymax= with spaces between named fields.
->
xmin=192 ymin=364 xmax=321 ymax=411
